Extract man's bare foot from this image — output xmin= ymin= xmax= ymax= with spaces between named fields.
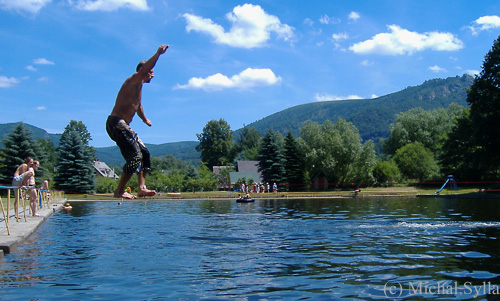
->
xmin=114 ymin=192 xmax=137 ymax=199
xmin=137 ymin=189 xmax=157 ymax=197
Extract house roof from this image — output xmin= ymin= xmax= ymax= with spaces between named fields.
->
xmin=229 ymin=171 xmax=262 ymax=185
xmin=237 ymin=161 xmax=259 ymax=172
xmin=93 ymin=160 xmax=119 ymax=179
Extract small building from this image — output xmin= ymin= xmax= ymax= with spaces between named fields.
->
xmin=229 ymin=161 xmax=263 ymax=185
xmin=93 ymin=159 xmax=119 ymax=180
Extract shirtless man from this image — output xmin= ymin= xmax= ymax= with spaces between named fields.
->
xmin=27 ymin=160 xmax=40 ymax=216
xmin=106 ymin=44 xmax=169 ymax=199
xmin=12 ymin=157 xmax=34 ymax=219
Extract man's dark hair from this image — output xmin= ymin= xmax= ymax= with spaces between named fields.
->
xmin=136 ymin=60 xmax=146 ymax=72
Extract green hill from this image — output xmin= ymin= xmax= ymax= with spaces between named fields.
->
xmin=0 ymin=74 xmax=474 ymax=167
xmin=238 ymin=75 xmax=473 ymax=141
xmin=95 ymin=141 xmax=200 ymax=167
xmin=0 ymin=122 xmax=61 ymax=147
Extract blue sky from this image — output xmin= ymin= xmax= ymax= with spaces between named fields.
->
xmin=1 ymin=0 xmax=500 ymax=148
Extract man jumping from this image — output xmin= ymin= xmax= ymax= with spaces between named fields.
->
xmin=106 ymin=44 xmax=169 ymax=199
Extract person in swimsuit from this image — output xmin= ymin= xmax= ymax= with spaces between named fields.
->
xmin=27 ymin=160 xmax=41 ymax=216
xmin=106 ymin=44 xmax=169 ymax=199
xmin=12 ymin=157 xmax=34 ymax=219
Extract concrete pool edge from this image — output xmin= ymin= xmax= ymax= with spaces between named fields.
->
xmin=0 ymin=200 xmax=66 ymax=258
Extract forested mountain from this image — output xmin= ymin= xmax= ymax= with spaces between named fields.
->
xmin=239 ymin=74 xmax=473 ymax=142
xmin=0 ymin=122 xmax=61 ymax=147
xmin=1 ymin=74 xmax=474 ymax=167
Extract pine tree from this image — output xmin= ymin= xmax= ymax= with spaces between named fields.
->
xmin=54 ymin=121 xmax=95 ymax=193
xmin=442 ymin=35 xmax=500 ymax=180
xmin=466 ymin=35 xmax=500 ymax=178
xmin=258 ymin=129 xmax=285 ymax=185
xmin=283 ymin=131 xmax=306 ymax=191
xmin=0 ymin=122 xmax=36 ymax=184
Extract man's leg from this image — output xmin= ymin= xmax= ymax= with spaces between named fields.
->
xmin=14 ymin=189 xmax=19 ymax=219
xmin=30 ymin=189 xmax=39 ymax=216
xmin=114 ymin=172 xmax=135 ymax=199
xmin=137 ymin=170 xmax=156 ymax=197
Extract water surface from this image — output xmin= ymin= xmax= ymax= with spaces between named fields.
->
xmin=1 ymin=197 xmax=500 ymax=299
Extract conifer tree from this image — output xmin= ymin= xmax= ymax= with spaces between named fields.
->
xmin=283 ymin=131 xmax=306 ymax=191
xmin=258 ymin=129 xmax=285 ymax=185
xmin=0 ymin=122 xmax=36 ymax=184
xmin=442 ymin=35 xmax=500 ymax=180
xmin=466 ymin=35 xmax=500 ymax=178
xmin=54 ymin=121 xmax=95 ymax=193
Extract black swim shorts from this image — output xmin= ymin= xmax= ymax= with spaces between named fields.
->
xmin=106 ymin=115 xmax=151 ymax=174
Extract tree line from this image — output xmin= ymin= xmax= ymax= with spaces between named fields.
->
xmin=1 ymin=35 xmax=499 ymax=194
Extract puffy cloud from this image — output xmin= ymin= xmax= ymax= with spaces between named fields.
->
xmin=319 ymin=14 xmax=340 ymax=25
xmin=33 ymin=58 xmax=55 ymax=65
xmin=0 ymin=76 xmax=20 ymax=88
xmin=349 ymin=25 xmax=463 ymax=55
xmin=468 ymin=15 xmax=500 ymax=35
xmin=70 ymin=0 xmax=149 ymax=11
xmin=0 ymin=0 xmax=51 ymax=14
xmin=314 ymin=93 xmax=363 ymax=102
xmin=183 ymin=4 xmax=294 ymax=48
xmin=348 ymin=11 xmax=360 ymax=22
xmin=176 ymin=68 xmax=282 ymax=91
xmin=428 ymin=65 xmax=447 ymax=73
xmin=466 ymin=69 xmax=480 ymax=76
xmin=332 ymin=32 xmax=349 ymax=41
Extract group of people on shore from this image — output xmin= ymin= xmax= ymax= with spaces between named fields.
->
xmin=240 ymin=182 xmax=278 ymax=194
xmin=11 ymin=157 xmax=50 ymax=219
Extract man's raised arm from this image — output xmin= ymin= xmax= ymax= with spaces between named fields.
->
xmin=137 ymin=45 xmax=169 ymax=75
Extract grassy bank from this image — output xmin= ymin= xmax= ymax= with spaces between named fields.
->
xmin=62 ymin=186 xmax=496 ymax=201
xmin=2 ymin=186 xmax=496 ymax=209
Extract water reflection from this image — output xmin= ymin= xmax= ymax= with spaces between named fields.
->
xmin=1 ymin=197 xmax=499 ymax=299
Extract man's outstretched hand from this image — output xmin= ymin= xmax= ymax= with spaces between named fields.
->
xmin=158 ymin=45 xmax=169 ymax=55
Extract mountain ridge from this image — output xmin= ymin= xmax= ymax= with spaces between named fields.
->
xmin=0 ymin=74 xmax=473 ymax=167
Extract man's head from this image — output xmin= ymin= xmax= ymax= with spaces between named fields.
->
xmin=137 ymin=60 xmax=154 ymax=83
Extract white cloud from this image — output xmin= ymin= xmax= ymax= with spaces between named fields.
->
xmin=26 ymin=65 xmax=37 ymax=71
xmin=183 ymin=4 xmax=294 ymax=48
xmin=0 ymin=76 xmax=20 ymax=88
xmin=35 ymin=106 xmax=47 ymax=110
xmin=319 ymin=14 xmax=340 ymax=25
xmin=33 ymin=58 xmax=54 ymax=65
xmin=70 ymin=0 xmax=149 ymax=11
xmin=361 ymin=60 xmax=374 ymax=66
xmin=314 ymin=93 xmax=363 ymax=102
xmin=468 ymin=15 xmax=500 ymax=35
xmin=303 ymin=18 xmax=314 ymax=26
xmin=466 ymin=69 xmax=480 ymax=76
xmin=348 ymin=11 xmax=360 ymax=22
xmin=176 ymin=68 xmax=281 ymax=91
xmin=349 ymin=25 xmax=464 ymax=55
xmin=332 ymin=32 xmax=348 ymax=41
xmin=428 ymin=65 xmax=447 ymax=73
xmin=37 ymin=76 xmax=49 ymax=82
xmin=0 ymin=0 xmax=51 ymax=14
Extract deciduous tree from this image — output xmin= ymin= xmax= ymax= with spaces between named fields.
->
xmin=196 ymin=119 xmax=235 ymax=170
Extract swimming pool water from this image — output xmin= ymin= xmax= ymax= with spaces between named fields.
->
xmin=1 ymin=197 xmax=500 ymax=299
